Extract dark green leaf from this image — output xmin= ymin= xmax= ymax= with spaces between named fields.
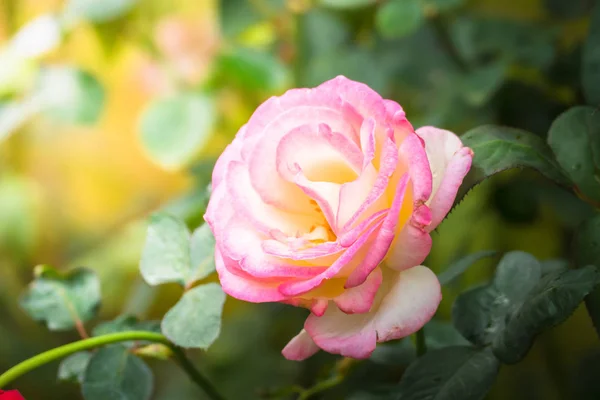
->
xmin=216 ymin=47 xmax=288 ymax=92
xmin=547 ymin=106 xmax=600 ymax=202
xmin=140 ymin=213 xmax=191 ymax=287
xmin=573 ymin=214 xmax=600 ymax=337
xmin=20 ymin=266 xmax=101 ymax=331
xmin=58 ymin=352 xmax=92 ymax=384
xmin=375 ymin=0 xmax=425 ymax=39
xmin=461 ymin=125 xmax=571 ymax=187
xmin=452 ymin=285 xmax=506 ymax=346
xmin=493 ymin=266 xmax=600 ymax=363
xmin=540 ymin=259 xmax=569 ymax=275
xmin=36 ymin=66 xmax=105 ymax=125
xmin=82 ymin=345 xmax=153 ymax=400
xmin=65 ymin=0 xmax=138 ymax=23
xmin=583 ymin=3 xmax=600 ymax=106
xmin=396 ymin=346 xmax=500 ymax=400
xmin=424 ymin=320 xmax=471 ymax=349
xmin=161 ymin=283 xmax=225 ymax=349
xmin=452 ymin=251 xmax=543 ymax=346
xmin=139 ymin=92 xmax=215 ymax=170
xmin=493 ymin=251 xmax=541 ymax=303
xmin=370 ymin=338 xmax=416 ymax=366
xmin=438 ymin=250 xmax=497 ymax=286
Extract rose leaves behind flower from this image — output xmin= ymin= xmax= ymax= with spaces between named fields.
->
xmin=0 ymin=390 xmax=26 ymax=400
xmin=204 ymin=75 xmax=473 ymax=360
xmin=20 ymin=265 xmax=101 ymax=331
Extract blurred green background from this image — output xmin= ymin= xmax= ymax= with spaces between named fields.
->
xmin=0 ymin=0 xmax=598 ymax=399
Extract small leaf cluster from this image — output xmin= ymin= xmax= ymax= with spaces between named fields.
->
xmin=17 ymin=212 xmax=222 ymax=400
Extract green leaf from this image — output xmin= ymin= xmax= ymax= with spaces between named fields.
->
xmin=20 ymin=266 xmax=101 ymax=331
xmin=493 ymin=266 xmax=600 ymax=364
xmin=36 ymin=66 xmax=105 ymax=125
xmin=65 ymin=0 xmax=138 ymax=23
xmin=140 ymin=213 xmax=215 ymax=288
xmin=461 ymin=125 xmax=571 ymax=187
xmin=547 ymin=106 xmax=600 ymax=202
xmin=216 ymin=47 xmax=288 ymax=92
xmin=161 ymin=283 xmax=225 ymax=349
xmin=583 ymin=3 xmax=600 ymax=106
xmin=452 ymin=285 xmax=505 ymax=346
xmin=319 ymin=0 xmax=376 ymax=9
xmin=438 ymin=250 xmax=497 ymax=286
xmin=189 ymin=223 xmax=216 ymax=283
xmin=375 ymin=0 xmax=425 ymax=39
xmin=493 ymin=251 xmax=542 ymax=303
xmin=544 ymin=0 xmax=594 ymax=19
xmin=396 ymin=346 xmax=500 ymax=400
xmin=82 ymin=345 xmax=153 ymax=400
xmin=140 ymin=213 xmax=190 ymax=287
xmin=58 ymin=352 xmax=92 ymax=384
xmin=423 ymin=320 xmax=471 ymax=349
xmin=573 ymin=214 xmax=600 ymax=337
xmin=139 ymin=92 xmax=215 ymax=170
xmin=452 ymin=251 xmax=542 ymax=346
xmin=92 ymin=315 xmax=160 ymax=338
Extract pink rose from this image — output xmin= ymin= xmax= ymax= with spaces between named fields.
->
xmin=204 ymin=76 xmax=473 ymax=360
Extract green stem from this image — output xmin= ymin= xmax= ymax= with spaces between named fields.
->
xmin=170 ymin=347 xmax=226 ymax=400
xmin=413 ymin=328 xmax=427 ymax=357
xmin=297 ymin=375 xmax=343 ymax=400
xmin=0 ymin=331 xmax=226 ymax=400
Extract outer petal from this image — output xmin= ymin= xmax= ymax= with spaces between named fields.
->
xmin=416 ymin=126 xmax=474 ymax=230
xmin=373 ymin=266 xmax=441 ymax=342
xmin=211 ymin=125 xmax=246 ymax=189
xmin=282 ymin=329 xmax=320 ymax=361
xmin=303 ymin=266 xmax=441 ymax=359
xmin=215 ymin=248 xmax=287 ymax=302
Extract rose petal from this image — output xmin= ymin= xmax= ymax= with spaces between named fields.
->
xmin=282 ymin=329 xmax=320 ymax=361
xmin=303 ymin=266 xmax=441 ymax=359
xmin=211 ymin=125 xmax=246 ymax=189
xmin=345 ymin=173 xmax=409 ymax=288
xmin=334 ymin=267 xmax=382 ymax=314
xmin=222 ymin=218 xmax=328 ymax=278
xmin=215 ymin=248 xmax=287 ymax=302
xmin=277 ymin=219 xmax=383 ymax=297
xmin=227 ymin=161 xmax=323 ymax=236
xmin=338 ymin=134 xmax=398 ymax=232
xmin=416 ymin=126 xmax=474 ymax=230
xmin=246 ymin=88 xmax=363 ymax=213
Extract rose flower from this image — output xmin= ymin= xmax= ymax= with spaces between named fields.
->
xmin=205 ymin=76 xmax=473 ymax=360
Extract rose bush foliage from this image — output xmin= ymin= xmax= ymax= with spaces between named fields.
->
xmin=204 ymin=76 xmax=473 ymax=360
